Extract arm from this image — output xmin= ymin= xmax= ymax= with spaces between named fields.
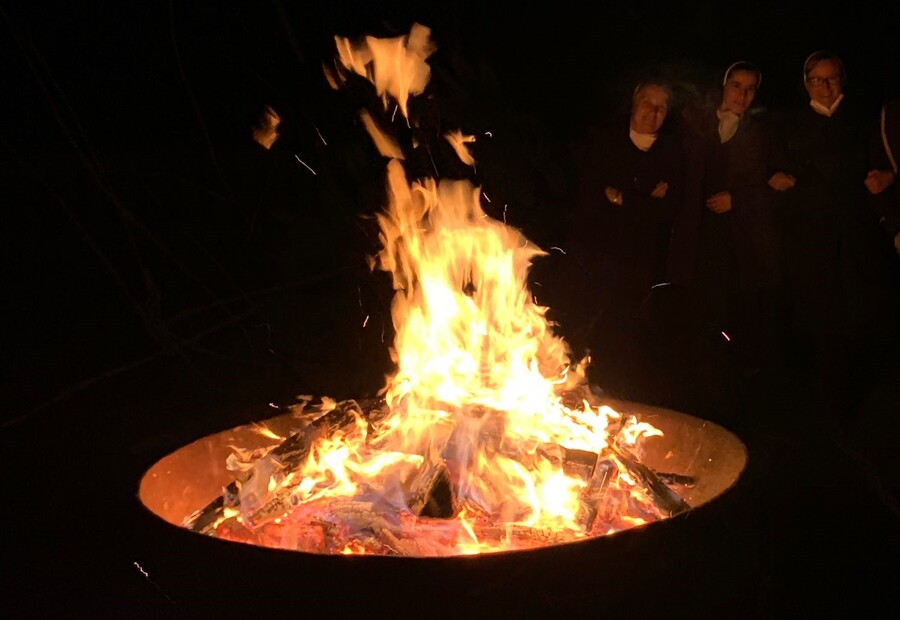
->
xmin=615 ymin=137 xmax=684 ymax=226
xmin=865 ymin=102 xmax=897 ymax=195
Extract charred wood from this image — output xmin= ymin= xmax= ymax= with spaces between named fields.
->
xmin=185 ymin=399 xmax=368 ymax=534
xmin=406 ymin=460 xmax=457 ymax=518
xmin=609 ymin=443 xmax=690 ymax=517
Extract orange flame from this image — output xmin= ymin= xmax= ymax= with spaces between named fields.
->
xmin=211 ymin=24 xmax=669 ymax=555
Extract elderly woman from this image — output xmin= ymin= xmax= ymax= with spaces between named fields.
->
xmin=774 ymin=50 xmax=900 ymax=421
xmin=677 ymin=61 xmax=795 ymax=375
xmin=564 ymin=78 xmax=685 ymax=399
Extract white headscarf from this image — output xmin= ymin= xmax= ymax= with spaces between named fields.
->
xmin=718 ymin=61 xmax=761 ymax=142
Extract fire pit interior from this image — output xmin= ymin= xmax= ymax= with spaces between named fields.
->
xmin=140 ymin=397 xmax=746 ymax=552
xmin=139 ymin=23 xmax=747 ymax=561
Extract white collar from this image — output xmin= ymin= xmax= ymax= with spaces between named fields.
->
xmin=629 ymin=129 xmax=657 ymax=151
xmin=717 ymin=107 xmax=742 ymax=143
xmin=810 ymin=94 xmax=844 ymax=118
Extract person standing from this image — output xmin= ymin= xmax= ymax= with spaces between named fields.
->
xmin=678 ymin=61 xmax=796 ymax=376
xmin=774 ymin=50 xmax=900 ymax=423
xmin=565 ymin=79 xmax=684 ymax=400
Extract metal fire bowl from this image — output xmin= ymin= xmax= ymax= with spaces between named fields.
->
xmin=136 ymin=400 xmax=750 ymax=616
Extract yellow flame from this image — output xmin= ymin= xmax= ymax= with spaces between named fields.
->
xmin=217 ymin=24 xmax=668 ymax=553
xmin=251 ymin=105 xmax=281 ymax=150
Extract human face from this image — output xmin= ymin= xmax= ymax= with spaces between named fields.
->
xmin=722 ymin=70 xmax=758 ymax=115
xmin=630 ymin=85 xmax=670 ymax=135
xmin=804 ymin=59 xmax=843 ymax=109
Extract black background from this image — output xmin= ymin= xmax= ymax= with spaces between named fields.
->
xmin=3 ymin=2 xmax=900 ymax=617
xmin=5 ymin=0 xmax=900 ymax=416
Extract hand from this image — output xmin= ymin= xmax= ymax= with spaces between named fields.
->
xmin=705 ymin=191 xmax=732 ymax=214
xmin=768 ymin=171 xmax=796 ymax=191
xmin=650 ymin=181 xmax=669 ymax=198
xmin=604 ymin=186 xmax=623 ymax=205
xmin=864 ymin=169 xmax=895 ymax=195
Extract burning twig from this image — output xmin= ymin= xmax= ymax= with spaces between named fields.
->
xmin=184 ymin=399 xmax=372 ymax=534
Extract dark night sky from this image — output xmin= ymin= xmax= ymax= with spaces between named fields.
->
xmin=3 ymin=0 xmax=900 ymax=414
xmin=3 ymin=7 xmax=900 ymax=616
xmin=4 ymin=1 xmax=900 ymax=152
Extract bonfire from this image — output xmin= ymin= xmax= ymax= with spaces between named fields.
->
xmin=182 ymin=23 xmax=690 ymax=557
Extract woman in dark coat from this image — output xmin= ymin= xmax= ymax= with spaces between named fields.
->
xmin=775 ymin=51 xmax=900 ymax=421
xmin=565 ymin=79 xmax=684 ymax=399
xmin=679 ymin=61 xmax=795 ymax=372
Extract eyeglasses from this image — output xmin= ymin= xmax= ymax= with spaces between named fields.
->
xmin=806 ymin=76 xmax=841 ymax=87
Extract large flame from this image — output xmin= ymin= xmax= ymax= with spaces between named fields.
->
xmin=194 ymin=24 xmax=673 ymax=556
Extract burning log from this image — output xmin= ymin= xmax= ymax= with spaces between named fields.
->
xmin=184 ymin=399 xmax=371 ymax=534
xmin=469 ymin=523 xmax=581 ymax=548
xmin=568 ymin=430 xmax=691 ymax=531
xmin=405 ymin=459 xmax=457 ymax=518
xmin=656 ymin=472 xmax=696 ymax=487
xmin=182 ymin=374 xmax=690 ymax=549
xmin=609 ymin=442 xmax=691 ymax=517
xmin=576 ymin=457 xmax=619 ymax=533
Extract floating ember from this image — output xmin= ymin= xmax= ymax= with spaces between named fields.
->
xmin=140 ymin=24 xmax=746 ymax=558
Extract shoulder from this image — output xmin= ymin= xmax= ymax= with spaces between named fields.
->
xmin=745 ymin=105 xmax=769 ymax=120
xmin=742 ymin=106 xmax=775 ymax=132
xmin=652 ymin=126 xmax=688 ymax=162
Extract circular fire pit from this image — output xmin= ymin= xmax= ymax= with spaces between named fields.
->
xmin=137 ymin=399 xmax=749 ymax=616
xmin=134 ymin=25 xmax=755 ymax=616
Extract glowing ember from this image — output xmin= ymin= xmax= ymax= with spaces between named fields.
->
xmin=183 ymin=24 xmax=689 ymax=556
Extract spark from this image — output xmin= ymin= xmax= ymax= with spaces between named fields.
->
xmin=314 ymin=125 xmax=328 ymax=146
xmin=482 ymin=192 xmax=491 ymax=203
xmin=549 ymin=246 xmax=566 ymax=254
xmin=294 ymin=155 xmax=317 ymax=175
xmin=484 ymin=131 xmax=493 ymax=138
xmin=362 ymin=314 xmax=370 ymax=327
xmin=134 ymin=561 xmax=148 ymax=578
xmin=721 ymin=331 xmax=731 ymax=342
xmin=133 ymin=561 xmax=175 ymax=604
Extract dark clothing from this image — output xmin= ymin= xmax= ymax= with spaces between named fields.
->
xmin=872 ymin=98 xmax=900 ymax=241
xmin=564 ymin=117 xmax=684 ymax=398
xmin=695 ymin=108 xmax=784 ymax=288
xmin=677 ymin=105 xmax=789 ymax=370
xmin=774 ymin=99 xmax=900 ymax=420
xmin=569 ymin=119 xmax=684 ymax=312
xmin=777 ymin=102 xmax=895 ymax=341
